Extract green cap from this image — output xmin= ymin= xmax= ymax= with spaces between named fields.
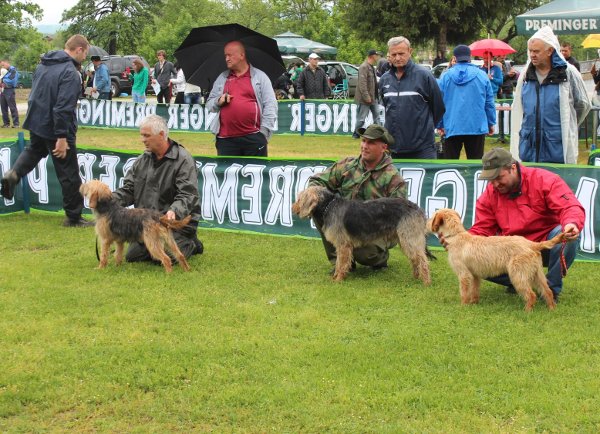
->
xmin=479 ymin=147 xmax=514 ymax=180
xmin=357 ymin=124 xmax=395 ymax=146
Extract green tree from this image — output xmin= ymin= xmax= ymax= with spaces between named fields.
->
xmin=0 ymin=0 xmax=42 ymax=58
xmin=12 ymin=27 xmax=53 ymax=71
xmin=61 ymin=0 xmax=162 ymax=54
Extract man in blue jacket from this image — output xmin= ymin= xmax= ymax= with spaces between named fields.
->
xmin=90 ymin=55 xmax=111 ymax=99
xmin=1 ymin=34 xmax=94 ymax=227
xmin=379 ymin=36 xmax=445 ymax=159
xmin=1 ymin=60 xmax=20 ymax=128
xmin=436 ymin=45 xmax=496 ymax=159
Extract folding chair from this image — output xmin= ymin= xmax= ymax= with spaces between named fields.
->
xmin=331 ymin=79 xmax=349 ymax=99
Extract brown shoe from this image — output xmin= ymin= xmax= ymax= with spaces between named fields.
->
xmin=63 ymin=217 xmax=95 ymax=227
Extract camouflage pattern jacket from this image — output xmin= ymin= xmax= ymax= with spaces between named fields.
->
xmin=308 ymin=153 xmax=405 ymax=200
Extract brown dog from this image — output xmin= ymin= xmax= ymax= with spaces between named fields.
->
xmin=80 ymin=180 xmax=191 ymax=273
xmin=428 ymin=208 xmax=565 ymax=311
xmin=292 ymin=185 xmax=433 ymax=283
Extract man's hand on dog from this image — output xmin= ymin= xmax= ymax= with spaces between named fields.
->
xmin=438 ymin=234 xmax=448 ymax=250
xmin=165 ymin=210 xmax=176 ymax=220
xmin=563 ymin=223 xmax=580 ymax=241
xmin=52 ymin=138 xmax=70 ymax=159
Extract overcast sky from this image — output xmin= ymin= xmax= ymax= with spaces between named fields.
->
xmin=29 ymin=0 xmax=79 ymax=25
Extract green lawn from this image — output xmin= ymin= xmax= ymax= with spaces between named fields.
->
xmin=1 ymin=128 xmax=600 ymax=431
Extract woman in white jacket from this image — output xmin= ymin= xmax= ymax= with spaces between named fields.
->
xmin=170 ymin=63 xmax=186 ymax=105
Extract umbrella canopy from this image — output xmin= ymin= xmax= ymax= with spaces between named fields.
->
xmin=88 ymin=45 xmax=109 ymax=57
xmin=516 ymin=0 xmax=600 ymax=35
xmin=273 ymin=32 xmax=337 ymax=56
xmin=174 ymin=23 xmax=285 ymax=90
xmin=582 ymin=34 xmax=600 ymax=48
xmin=469 ymin=39 xmax=516 ymax=57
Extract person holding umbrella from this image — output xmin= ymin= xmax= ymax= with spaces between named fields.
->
xmin=510 ymin=26 xmax=591 ymax=164
xmin=206 ymin=40 xmax=277 ymax=157
xmin=478 ymin=51 xmax=503 ymax=97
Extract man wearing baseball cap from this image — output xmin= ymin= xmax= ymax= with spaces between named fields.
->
xmin=308 ymin=124 xmax=405 ymax=271
xmin=296 ymin=52 xmax=330 ymax=100
xmin=469 ymin=147 xmax=584 ymax=301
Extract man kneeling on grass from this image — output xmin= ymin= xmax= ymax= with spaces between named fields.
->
xmin=308 ymin=124 xmax=406 ymax=272
xmin=111 ymin=115 xmax=204 ymax=262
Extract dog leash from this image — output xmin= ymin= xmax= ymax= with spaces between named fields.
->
xmin=559 ymin=240 xmax=568 ymax=278
xmin=95 ymin=236 xmax=100 ymax=262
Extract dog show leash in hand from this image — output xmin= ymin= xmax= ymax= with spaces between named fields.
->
xmin=559 ymin=239 xmax=568 ymax=278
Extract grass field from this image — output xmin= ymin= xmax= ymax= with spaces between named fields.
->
xmin=1 ymin=128 xmax=600 ymax=431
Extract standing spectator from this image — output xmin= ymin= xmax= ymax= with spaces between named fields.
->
xmin=379 ymin=36 xmax=445 ymax=159
xmin=90 ymin=55 xmax=111 ymax=99
xmin=112 ymin=114 xmax=203 ymax=262
xmin=152 ymin=50 xmax=176 ymax=104
xmin=170 ymin=62 xmax=186 ymax=105
xmin=560 ymin=41 xmax=580 ymax=71
xmin=436 ymin=45 xmax=496 ymax=160
xmin=206 ymin=40 xmax=277 ymax=157
xmin=470 ymin=147 xmax=584 ymax=301
xmin=478 ymin=52 xmax=503 ymax=97
xmin=496 ymin=54 xmax=518 ymax=99
xmin=1 ymin=60 xmax=19 ymax=128
xmin=376 ymin=52 xmax=392 ymax=78
xmin=433 ymin=50 xmax=446 ymax=67
xmin=296 ymin=53 xmax=330 ymax=100
xmin=510 ymin=26 xmax=591 ymax=164
xmin=353 ymin=49 xmax=380 ymax=139
xmin=129 ymin=58 xmax=149 ymax=103
xmin=1 ymin=35 xmax=93 ymax=227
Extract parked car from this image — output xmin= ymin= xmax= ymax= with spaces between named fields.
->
xmin=285 ymin=59 xmax=360 ymax=98
xmin=16 ymin=71 xmax=33 ymax=88
xmin=89 ymin=55 xmax=152 ymax=97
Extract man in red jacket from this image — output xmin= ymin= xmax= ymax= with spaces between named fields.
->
xmin=470 ymin=147 xmax=584 ymax=301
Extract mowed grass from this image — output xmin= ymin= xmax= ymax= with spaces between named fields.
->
xmin=1 ymin=128 xmax=600 ymax=431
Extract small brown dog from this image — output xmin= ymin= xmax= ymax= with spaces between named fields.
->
xmin=428 ymin=208 xmax=565 ymax=311
xmin=80 ymin=180 xmax=191 ymax=273
xmin=292 ymin=185 xmax=433 ymax=283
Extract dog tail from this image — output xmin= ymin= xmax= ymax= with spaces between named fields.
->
xmin=533 ymin=232 xmax=567 ymax=252
xmin=159 ymin=215 xmax=192 ymax=230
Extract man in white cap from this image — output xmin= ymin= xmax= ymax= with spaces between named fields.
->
xmin=510 ymin=25 xmax=590 ymax=164
xmin=296 ymin=53 xmax=330 ymax=100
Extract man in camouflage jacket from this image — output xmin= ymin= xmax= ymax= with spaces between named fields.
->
xmin=308 ymin=124 xmax=405 ymax=269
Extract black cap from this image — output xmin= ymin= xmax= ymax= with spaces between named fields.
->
xmin=453 ymin=45 xmax=471 ymax=63
xmin=367 ymin=49 xmax=381 ymax=57
xmin=357 ymin=124 xmax=395 ymax=146
xmin=90 ymin=55 xmax=101 ymax=61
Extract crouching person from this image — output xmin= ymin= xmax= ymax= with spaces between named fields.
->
xmin=112 ymin=115 xmax=203 ymax=262
xmin=308 ymin=124 xmax=405 ymax=271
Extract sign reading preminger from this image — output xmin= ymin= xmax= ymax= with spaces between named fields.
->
xmin=525 ymin=18 xmax=598 ymax=32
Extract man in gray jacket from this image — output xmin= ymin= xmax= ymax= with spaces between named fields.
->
xmin=353 ymin=49 xmax=381 ymax=139
xmin=112 ymin=114 xmax=203 ymax=262
xmin=206 ymin=40 xmax=277 ymax=157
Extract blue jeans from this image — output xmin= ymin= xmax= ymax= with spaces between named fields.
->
xmin=132 ymin=92 xmax=146 ymax=103
xmin=487 ymin=225 xmax=578 ymax=297
xmin=184 ymin=93 xmax=201 ymax=105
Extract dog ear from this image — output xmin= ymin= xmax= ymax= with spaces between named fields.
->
xmin=89 ymin=191 xmax=98 ymax=209
xmin=431 ymin=212 xmax=444 ymax=232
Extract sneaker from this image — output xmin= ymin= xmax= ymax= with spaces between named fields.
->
xmin=12 ymin=125 xmax=19 ymax=128
xmin=1 ymin=169 xmax=19 ymax=200
xmin=371 ymin=263 xmax=388 ymax=271
xmin=1 ymin=125 xmax=9 ymax=128
xmin=63 ymin=217 xmax=95 ymax=227
xmin=193 ymin=237 xmax=204 ymax=255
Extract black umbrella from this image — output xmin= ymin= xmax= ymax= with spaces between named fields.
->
xmin=174 ymin=23 xmax=285 ymax=90
xmin=88 ymin=45 xmax=109 ymax=57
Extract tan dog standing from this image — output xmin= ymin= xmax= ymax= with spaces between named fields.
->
xmin=428 ymin=208 xmax=565 ymax=311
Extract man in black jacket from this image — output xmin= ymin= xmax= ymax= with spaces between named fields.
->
xmin=1 ymin=34 xmax=93 ymax=227
xmin=296 ymin=53 xmax=330 ymax=100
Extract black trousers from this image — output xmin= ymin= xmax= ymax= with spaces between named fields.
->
xmin=156 ymin=86 xmax=171 ymax=104
xmin=12 ymin=132 xmax=83 ymax=220
xmin=443 ymin=134 xmax=485 ymax=160
xmin=216 ymin=132 xmax=268 ymax=157
xmin=1 ymin=88 xmax=19 ymax=126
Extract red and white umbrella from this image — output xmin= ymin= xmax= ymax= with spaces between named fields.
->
xmin=469 ymin=39 xmax=516 ymax=73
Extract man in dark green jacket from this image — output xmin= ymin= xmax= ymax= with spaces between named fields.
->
xmin=112 ymin=114 xmax=203 ymax=262
xmin=308 ymin=124 xmax=405 ymax=270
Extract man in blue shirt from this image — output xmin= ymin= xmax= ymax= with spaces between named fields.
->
xmin=91 ymin=56 xmax=111 ymax=99
xmin=1 ymin=60 xmax=20 ymax=128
